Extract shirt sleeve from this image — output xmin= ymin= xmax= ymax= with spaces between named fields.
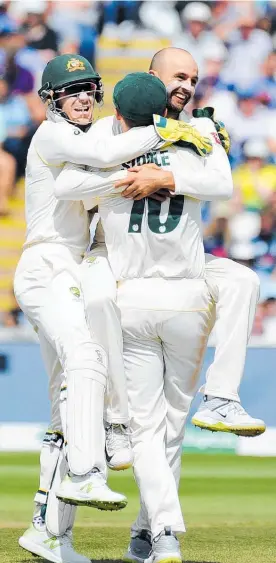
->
xmin=172 ymin=119 xmax=233 ymax=201
xmin=35 ymin=120 xmax=160 ymax=168
xmin=54 ymin=162 xmax=127 ymax=203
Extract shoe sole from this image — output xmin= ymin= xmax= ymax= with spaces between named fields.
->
xmin=19 ymin=537 xmax=60 ymax=563
xmin=56 ymin=494 xmax=127 ymax=511
xmin=192 ymin=417 xmax=266 ymax=437
xmin=147 ymin=556 xmax=182 ymax=563
xmin=108 ymin=462 xmax=132 ymax=471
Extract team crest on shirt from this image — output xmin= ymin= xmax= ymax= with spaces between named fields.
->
xmin=66 ymin=58 xmax=86 ymax=72
xmin=69 ymin=286 xmax=81 ymax=298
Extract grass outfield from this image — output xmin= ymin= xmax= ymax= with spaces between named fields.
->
xmin=1 ymin=452 xmax=276 ymax=563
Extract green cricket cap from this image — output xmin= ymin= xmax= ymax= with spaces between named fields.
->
xmin=40 ymin=54 xmax=100 ymax=91
xmin=113 ymin=72 xmax=167 ymax=126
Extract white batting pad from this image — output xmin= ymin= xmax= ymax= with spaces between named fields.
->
xmin=66 ymin=363 xmax=107 ymax=475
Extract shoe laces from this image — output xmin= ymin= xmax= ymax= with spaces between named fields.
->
xmin=86 ymin=468 xmax=106 ymax=485
xmin=227 ymin=401 xmax=249 ymax=417
xmin=205 ymin=396 xmax=250 ymax=418
xmin=133 ymin=529 xmax=152 ymax=544
xmin=153 ymin=527 xmax=178 ymax=544
xmin=106 ymin=423 xmax=130 ymax=450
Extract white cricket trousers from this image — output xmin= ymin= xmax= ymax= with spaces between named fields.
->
xmin=204 ymin=254 xmax=260 ymax=401
xmin=117 ymin=277 xmax=215 ymax=538
xmin=14 ymin=243 xmax=107 ymax=476
xmin=80 ymin=248 xmax=129 ymax=424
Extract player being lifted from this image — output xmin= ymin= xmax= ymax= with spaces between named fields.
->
xmin=115 ymin=47 xmax=265 ymax=437
xmin=54 ymin=71 xmax=233 ymax=563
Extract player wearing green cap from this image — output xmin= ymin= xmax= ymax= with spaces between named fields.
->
xmin=54 ymin=70 xmax=233 ymax=563
xmin=15 ymin=54 xmax=213 ymax=563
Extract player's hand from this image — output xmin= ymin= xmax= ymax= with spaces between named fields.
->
xmin=153 ymin=114 xmax=213 ymax=156
xmin=114 ymin=164 xmax=173 ymax=201
xmin=192 ymin=106 xmax=231 ymax=154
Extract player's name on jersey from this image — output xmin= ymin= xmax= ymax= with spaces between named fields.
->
xmin=122 ymin=149 xmax=170 ymax=170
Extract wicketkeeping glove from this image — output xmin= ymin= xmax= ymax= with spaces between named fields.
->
xmin=192 ymin=106 xmax=231 ymax=154
xmin=153 ymin=114 xmax=213 ymax=157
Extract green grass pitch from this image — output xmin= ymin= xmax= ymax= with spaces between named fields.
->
xmin=1 ymin=452 xmax=276 ymax=563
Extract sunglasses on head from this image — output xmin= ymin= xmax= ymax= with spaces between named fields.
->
xmin=55 ymin=82 xmax=98 ymax=98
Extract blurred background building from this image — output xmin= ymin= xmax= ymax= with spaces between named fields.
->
xmin=0 ymin=0 xmax=275 ymax=343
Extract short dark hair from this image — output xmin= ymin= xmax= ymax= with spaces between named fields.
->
xmin=122 ymin=116 xmax=141 ymax=129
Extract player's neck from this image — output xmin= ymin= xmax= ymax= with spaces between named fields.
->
xmin=167 ymin=108 xmax=180 ymax=120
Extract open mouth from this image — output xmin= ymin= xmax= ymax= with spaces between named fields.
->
xmin=173 ymin=91 xmax=190 ymax=104
xmin=74 ymin=106 xmax=90 ymax=115
xmin=74 ymin=106 xmax=90 ymax=113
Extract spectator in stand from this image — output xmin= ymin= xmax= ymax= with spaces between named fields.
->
xmin=0 ymin=26 xmax=34 ymax=93
xmin=226 ymin=87 xmax=270 ymax=167
xmin=203 ymin=211 xmax=230 ymax=258
xmin=211 ymin=0 xmax=256 ymax=42
xmin=232 ymin=139 xmax=276 ymax=212
xmin=0 ymin=0 xmax=18 ymax=33
xmin=191 ymin=41 xmax=228 ymax=104
xmin=253 ymin=50 xmax=276 ymax=109
xmin=251 ymin=206 xmax=276 ymax=279
xmin=0 ymin=25 xmax=45 ymax=123
xmin=173 ymin=2 xmax=224 ymax=74
xmin=20 ymin=0 xmax=58 ymax=64
xmin=2 ymin=289 xmax=22 ymax=327
xmin=0 ymin=110 xmax=16 ymax=216
xmin=221 ymin=14 xmax=273 ymax=89
xmin=48 ymin=1 xmax=100 ymax=63
xmin=0 ymin=77 xmax=34 ymax=178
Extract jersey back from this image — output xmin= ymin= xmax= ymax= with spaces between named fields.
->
xmin=94 ymin=145 xmax=205 ymax=280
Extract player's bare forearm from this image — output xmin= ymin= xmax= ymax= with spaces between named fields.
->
xmin=114 ymin=164 xmax=175 ymax=200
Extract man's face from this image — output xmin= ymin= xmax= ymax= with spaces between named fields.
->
xmin=188 ymin=20 xmax=206 ymax=38
xmin=57 ymin=82 xmax=96 ymax=125
xmin=266 ymin=52 xmax=276 ymax=77
xmin=152 ymin=53 xmax=198 ymax=116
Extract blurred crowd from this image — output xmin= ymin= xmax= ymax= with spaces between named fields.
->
xmin=0 ymin=0 xmax=276 ymax=340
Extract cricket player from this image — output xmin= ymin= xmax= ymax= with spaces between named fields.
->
xmin=54 ymin=71 xmax=234 ymax=563
xmin=114 ymin=47 xmax=265 ymax=438
xmin=14 ymin=55 xmax=208 ymax=563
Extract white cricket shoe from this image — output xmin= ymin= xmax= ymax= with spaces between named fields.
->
xmin=19 ymin=522 xmax=90 ymax=563
xmin=192 ymin=396 xmax=266 ymax=437
xmin=145 ymin=527 xmax=182 ymax=563
xmin=56 ymin=469 xmax=127 ymax=510
xmin=124 ymin=529 xmax=152 ymax=563
xmin=105 ymin=423 xmax=133 ymax=471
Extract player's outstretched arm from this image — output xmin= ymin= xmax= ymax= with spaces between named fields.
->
xmin=35 ymin=120 xmax=160 ymax=168
xmin=54 ymin=161 xmax=136 ymax=202
xmin=115 ymin=123 xmax=233 ymax=202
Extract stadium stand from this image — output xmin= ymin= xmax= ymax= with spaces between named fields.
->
xmin=0 ymin=0 xmax=275 ymax=339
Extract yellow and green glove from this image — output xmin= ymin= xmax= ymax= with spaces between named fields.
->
xmin=192 ymin=106 xmax=231 ymax=154
xmin=153 ymin=114 xmax=213 ymax=157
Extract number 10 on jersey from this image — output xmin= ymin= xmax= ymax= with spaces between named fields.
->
xmin=128 ymin=195 xmax=185 ymax=234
